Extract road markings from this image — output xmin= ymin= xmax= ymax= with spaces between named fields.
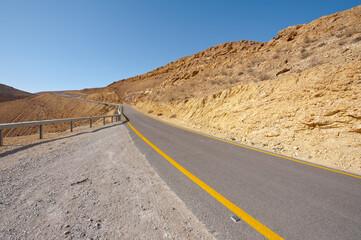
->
xmin=123 ymin=113 xmax=284 ymax=240
xmin=131 ymin=107 xmax=361 ymax=180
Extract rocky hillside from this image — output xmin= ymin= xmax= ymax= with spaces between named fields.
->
xmin=122 ymin=6 xmax=361 ymax=174
xmin=0 ymin=84 xmax=33 ymax=102
xmin=0 ymin=93 xmax=116 ymax=138
xmin=133 ymin=5 xmax=361 ymax=174
xmin=87 ymin=6 xmax=360 ymax=105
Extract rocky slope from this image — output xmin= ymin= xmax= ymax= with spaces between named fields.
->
xmin=97 ymin=5 xmax=361 ymax=174
xmin=89 ymin=5 xmax=361 ymax=105
xmin=0 ymin=93 xmax=115 ymax=138
xmin=0 ymin=84 xmax=33 ymax=102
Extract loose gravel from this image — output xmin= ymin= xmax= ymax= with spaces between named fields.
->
xmin=0 ymin=122 xmax=215 ymax=239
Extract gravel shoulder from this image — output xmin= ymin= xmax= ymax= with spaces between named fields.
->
xmin=0 ymin=122 xmax=215 ymax=239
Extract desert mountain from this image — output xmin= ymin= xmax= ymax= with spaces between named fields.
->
xmin=84 ymin=6 xmax=360 ymax=105
xmin=1 ymin=5 xmax=360 ymax=174
xmin=82 ymin=5 xmax=361 ymax=174
xmin=0 ymin=83 xmax=33 ymax=102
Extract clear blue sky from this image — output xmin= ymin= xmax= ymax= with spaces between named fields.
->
xmin=0 ymin=0 xmax=359 ymax=93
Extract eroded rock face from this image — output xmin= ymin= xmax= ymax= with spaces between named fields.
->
xmin=90 ymin=5 xmax=361 ymax=174
xmin=135 ymin=60 xmax=361 ymax=174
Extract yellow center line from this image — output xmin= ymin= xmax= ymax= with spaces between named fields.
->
xmin=130 ymin=106 xmax=361 ymax=180
xmin=122 ymin=112 xmax=284 ymax=240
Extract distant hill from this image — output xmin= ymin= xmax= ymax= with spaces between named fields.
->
xmin=0 ymin=84 xmax=33 ymax=102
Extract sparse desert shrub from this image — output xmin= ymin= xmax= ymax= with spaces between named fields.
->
xmin=226 ymin=64 xmax=233 ymax=69
xmin=148 ymin=110 xmax=154 ymax=114
xmin=229 ymin=79 xmax=237 ymax=84
xmin=345 ymin=29 xmax=358 ymax=37
xmin=295 ymin=24 xmax=303 ymax=30
xmin=238 ymin=71 xmax=244 ymax=76
xmin=338 ymin=26 xmax=347 ymax=31
xmin=190 ymin=82 xmax=196 ymax=87
xmin=300 ymin=49 xmax=311 ymax=59
xmin=259 ymin=73 xmax=270 ymax=81
xmin=304 ymin=36 xmax=312 ymax=44
xmin=246 ymin=68 xmax=254 ymax=74
xmin=338 ymin=40 xmax=346 ymax=46
xmin=310 ymin=57 xmax=323 ymax=68
xmin=170 ymin=114 xmax=176 ymax=118
xmin=351 ymin=36 xmax=361 ymax=43
xmin=210 ymin=79 xmax=217 ymax=85
xmin=251 ymin=59 xmax=258 ymax=65
xmin=318 ymin=42 xmax=326 ymax=48
xmin=336 ymin=33 xmax=344 ymax=38
xmin=220 ymin=70 xmax=228 ymax=76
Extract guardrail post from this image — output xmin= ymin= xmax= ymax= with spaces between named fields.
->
xmin=90 ymin=119 xmax=92 ymax=128
xmin=0 ymin=129 xmax=3 ymax=146
xmin=111 ymin=117 xmax=113 ymax=123
xmin=103 ymin=117 xmax=105 ymax=126
xmin=39 ymin=125 xmax=43 ymax=139
xmin=70 ymin=121 xmax=73 ymax=132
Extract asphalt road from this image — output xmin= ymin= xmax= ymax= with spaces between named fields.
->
xmin=123 ymin=106 xmax=361 ymax=240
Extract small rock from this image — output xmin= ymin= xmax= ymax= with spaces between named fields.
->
xmin=276 ymin=68 xmax=291 ymax=76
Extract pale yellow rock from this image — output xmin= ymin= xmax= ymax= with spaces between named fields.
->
xmin=82 ymin=5 xmax=361 ymax=175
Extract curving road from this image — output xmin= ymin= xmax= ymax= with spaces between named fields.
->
xmin=123 ymin=106 xmax=361 ymax=240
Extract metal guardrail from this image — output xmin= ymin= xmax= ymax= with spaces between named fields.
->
xmin=0 ymin=106 xmax=124 ymax=146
